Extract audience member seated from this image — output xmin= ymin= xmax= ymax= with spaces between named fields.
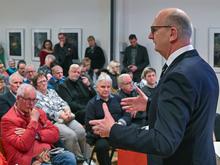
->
xmin=79 ymin=60 xmax=94 ymax=88
xmin=107 ymin=60 xmax=120 ymax=93
xmin=6 ymin=58 xmax=16 ymax=76
xmin=0 ymin=75 xmax=9 ymax=96
xmin=23 ymin=64 xmax=37 ymax=84
xmin=38 ymin=39 xmax=53 ymax=66
xmin=1 ymin=84 xmax=76 ymax=165
xmin=38 ymin=54 xmax=56 ymax=79
xmin=139 ymin=67 xmax=157 ymax=99
xmin=117 ymin=73 xmax=146 ymax=126
xmin=16 ymin=60 xmax=26 ymax=78
xmin=85 ymin=73 xmax=131 ymax=165
xmin=81 ymin=57 xmax=92 ymax=78
xmin=47 ymin=65 xmax=65 ymax=90
xmin=32 ymin=73 xmax=90 ymax=163
xmin=0 ymin=73 xmax=23 ymax=119
xmin=0 ymin=61 xmax=9 ymax=85
xmin=57 ymin=64 xmax=96 ymax=125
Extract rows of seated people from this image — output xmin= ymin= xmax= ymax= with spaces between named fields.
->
xmin=0 ymin=34 xmax=156 ymax=165
xmin=0 ymin=55 xmax=157 ymax=165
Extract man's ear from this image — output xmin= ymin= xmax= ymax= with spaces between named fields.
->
xmin=169 ymin=27 xmax=178 ymax=42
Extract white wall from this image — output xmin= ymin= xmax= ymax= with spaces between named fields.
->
xmin=0 ymin=0 xmax=111 ymax=67
xmin=0 ymin=0 xmax=220 ymax=111
xmin=114 ymin=0 xmax=220 ymax=112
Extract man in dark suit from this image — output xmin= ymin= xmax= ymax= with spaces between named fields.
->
xmin=0 ymin=73 xmax=23 ymax=119
xmin=89 ymin=8 xmax=219 ymax=165
xmin=122 ymin=34 xmax=149 ymax=82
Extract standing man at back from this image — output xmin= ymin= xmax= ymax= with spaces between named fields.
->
xmin=89 ymin=8 xmax=219 ymax=165
xmin=123 ymin=34 xmax=149 ymax=82
xmin=54 ymin=33 xmax=78 ymax=76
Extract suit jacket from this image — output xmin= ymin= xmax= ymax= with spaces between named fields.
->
xmin=123 ymin=44 xmax=149 ymax=82
xmin=0 ymin=91 xmax=16 ymax=119
xmin=109 ymin=49 xmax=219 ymax=165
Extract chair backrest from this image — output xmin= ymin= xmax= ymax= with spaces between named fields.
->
xmin=214 ymin=113 xmax=220 ymax=141
xmin=88 ymin=146 xmax=116 ymax=165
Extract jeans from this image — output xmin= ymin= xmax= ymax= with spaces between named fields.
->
xmin=41 ymin=151 xmax=76 ymax=165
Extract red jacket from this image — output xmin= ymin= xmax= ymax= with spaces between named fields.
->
xmin=39 ymin=50 xmax=50 ymax=66
xmin=1 ymin=106 xmax=59 ymax=165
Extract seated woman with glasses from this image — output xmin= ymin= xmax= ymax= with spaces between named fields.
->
xmin=32 ymin=73 xmax=90 ymax=164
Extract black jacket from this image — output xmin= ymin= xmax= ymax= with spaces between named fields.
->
xmin=0 ymin=91 xmax=16 ymax=119
xmin=85 ymin=45 xmax=105 ymax=70
xmin=123 ymin=44 xmax=149 ymax=82
xmin=85 ymin=94 xmax=131 ymax=145
xmin=57 ymin=78 xmax=96 ymax=124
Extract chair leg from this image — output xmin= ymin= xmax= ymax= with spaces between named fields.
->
xmin=89 ymin=147 xmax=96 ymax=165
xmin=110 ymin=148 xmax=116 ymax=161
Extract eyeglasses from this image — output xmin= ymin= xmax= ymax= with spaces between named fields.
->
xmin=55 ymin=71 xmax=63 ymax=74
xmin=150 ymin=25 xmax=172 ymax=33
xmin=37 ymin=79 xmax=47 ymax=84
xmin=123 ymin=81 xmax=133 ymax=86
xmin=20 ymin=96 xmax=38 ymax=104
xmin=27 ymin=70 xmax=36 ymax=73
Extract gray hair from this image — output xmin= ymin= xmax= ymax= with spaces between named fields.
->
xmin=96 ymin=73 xmax=112 ymax=85
xmin=69 ymin=64 xmax=80 ymax=71
xmin=117 ymin=73 xmax=131 ymax=86
xmin=165 ymin=9 xmax=193 ymax=39
xmin=16 ymin=83 xmax=36 ymax=98
xmin=8 ymin=58 xmax=15 ymax=63
xmin=25 ymin=64 xmax=36 ymax=72
xmin=9 ymin=73 xmax=23 ymax=85
xmin=45 ymin=54 xmax=56 ymax=62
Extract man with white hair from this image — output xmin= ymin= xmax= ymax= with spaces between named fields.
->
xmin=1 ymin=84 xmax=76 ymax=165
xmin=85 ymin=73 xmax=131 ymax=165
xmin=57 ymin=64 xmax=96 ymax=125
xmin=0 ymin=73 xmax=23 ymax=118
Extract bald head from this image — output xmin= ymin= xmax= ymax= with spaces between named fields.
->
xmin=156 ymin=8 xmax=192 ymax=40
xmin=149 ymin=8 xmax=193 ymax=58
